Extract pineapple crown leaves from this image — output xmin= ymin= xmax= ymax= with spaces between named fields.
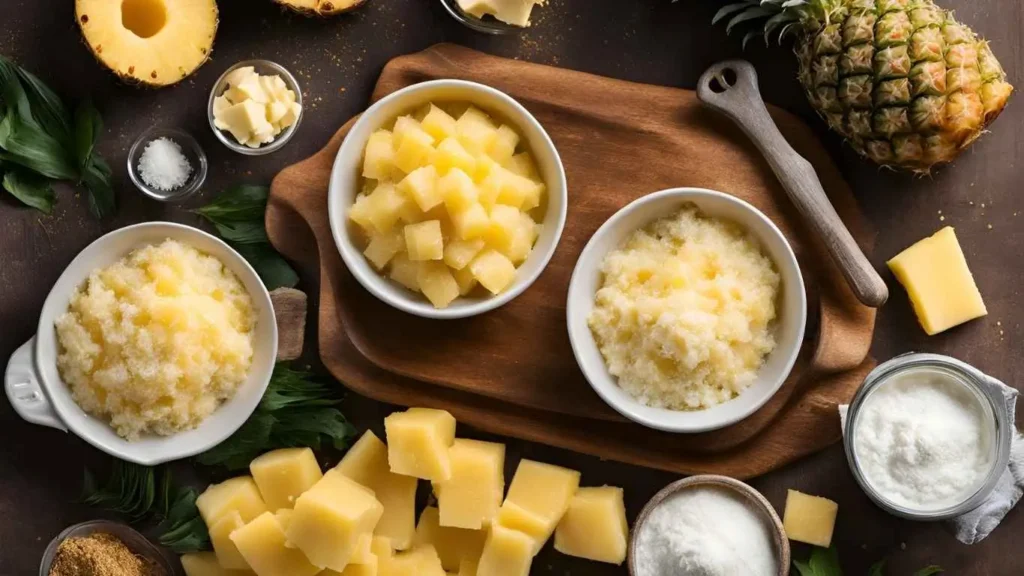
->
xmin=711 ymin=0 xmax=844 ymax=48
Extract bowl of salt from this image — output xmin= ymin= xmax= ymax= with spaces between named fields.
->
xmin=127 ymin=127 xmax=208 ymax=202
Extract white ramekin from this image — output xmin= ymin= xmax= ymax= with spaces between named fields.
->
xmin=327 ymin=79 xmax=567 ymax=320
xmin=4 ymin=222 xmax=277 ymax=465
xmin=566 ymin=188 xmax=807 ymax=433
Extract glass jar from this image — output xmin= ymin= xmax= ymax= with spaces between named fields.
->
xmin=844 ymin=353 xmax=1013 ymax=520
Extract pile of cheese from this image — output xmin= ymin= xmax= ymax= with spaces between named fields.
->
xmin=180 ymin=407 xmax=628 ymax=576
xmin=349 ymin=104 xmax=546 ymax=308
xmin=213 ymin=66 xmax=302 ymax=148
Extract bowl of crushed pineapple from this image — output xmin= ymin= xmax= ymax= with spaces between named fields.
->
xmin=328 ymin=79 xmax=567 ymax=319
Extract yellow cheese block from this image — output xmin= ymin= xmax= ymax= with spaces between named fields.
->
xmin=249 ymin=447 xmax=324 ymax=511
xmin=336 ymin=430 xmax=419 ymax=550
xmin=887 ymin=226 xmax=987 ymax=335
xmin=476 ymin=524 xmax=534 ymax=576
xmin=783 ymin=489 xmax=838 ymax=547
xmin=457 ymin=559 xmax=478 ymax=576
xmin=351 ymin=533 xmax=375 ymax=564
xmin=553 ymin=486 xmax=627 ymax=565
xmin=209 ymin=510 xmax=249 ymax=570
xmin=384 ymin=408 xmax=457 ymax=481
xmin=497 ymin=459 xmax=580 ymax=551
xmin=493 ymin=501 xmax=548 ymax=554
xmin=434 ymin=439 xmax=505 ymax=530
xmin=229 ymin=511 xmax=320 ymax=576
xmin=197 ymin=476 xmax=268 ymax=527
xmin=180 ymin=552 xmax=255 ymax=576
xmin=413 ymin=506 xmax=487 ymax=571
xmin=380 ymin=545 xmax=446 ymax=576
xmin=287 ymin=469 xmax=384 ymax=571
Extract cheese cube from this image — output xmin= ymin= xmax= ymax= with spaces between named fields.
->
xmin=287 ymin=470 xmax=385 ymax=571
xmin=469 ymin=250 xmax=516 ymax=295
xmin=887 ymin=226 xmax=987 ymax=335
xmin=364 ymin=231 xmax=406 ymax=270
xmin=332 ymin=558 xmax=377 ymax=576
xmin=451 ymin=204 xmax=490 ymax=240
xmin=476 ymin=524 xmax=534 ymax=576
xmin=223 ymin=66 xmax=257 ymax=91
xmin=457 ymin=559 xmax=478 ymax=576
xmin=363 ymin=130 xmax=396 ymax=180
xmin=384 ymin=407 xmax=457 ymax=481
xmin=180 ymin=552 xmax=254 ymax=576
xmin=433 ymin=138 xmax=478 ymax=177
xmin=502 ymin=152 xmax=539 ymax=179
xmin=421 ymin=104 xmax=458 ymax=141
xmin=497 ymin=459 xmax=580 ymax=551
xmin=443 ymin=238 xmax=486 ymax=271
xmin=434 ymin=439 xmax=505 ymax=530
xmin=418 ymin=261 xmax=460 ymax=309
xmin=439 ymin=169 xmax=479 ymax=214
xmin=273 ymin=508 xmax=293 ymax=535
xmin=371 ymin=535 xmax=394 ymax=560
xmin=389 ymin=254 xmax=422 ymax=292
xmin=405 ymin=220 xmax=444 ymax=261
xmin=219 ymin=101 xmax=273 ymax=145
xmin=484 ymin=205 xmax=521 ymax=253
xmin=380 ymin=545 xmax=446 ymax=576
xmin=487 ymin=125 xmax=519 ymax=163
xmin=452 ymin=267 xmax=478 ymax=296
xmin=365 ymin=184 xmax=410 ymax=235
xmin=399 ymin=166 xmax=442 ymax=212
xmin=336 ymin=430 xmax=419 ymax=550
xmin=493 ymin=501 xmax=548 ymax=553
xmin=249 ymin=447 xmax=323 ymax=512
xmin=393 ymin=122 xmax=436 ymax=174
xmin=209 ymin=510 xmax=250 ymax=570
xmin=553 ymin=486 xmax=627 ymax=565
xmin=230 ymin=511 xmax=320 ymax=576
xmin=197 ymin=476 xmax=268 ymax=527
xmin=455 ymin=107 xmax=498 ymax=154
xmin=413 ymin=507 xmax=487 ymax=571
xmin=783 ymin=490 xmax=838 ymax=547
xmin=351 ymin=534 xmax=375 ymax=565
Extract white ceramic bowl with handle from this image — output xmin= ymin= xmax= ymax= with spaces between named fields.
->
xmin=328 ymin=79 xmax=568 ymax=319
xmin=4 ymin=222 xmax=277 ymax=465
xmin=567 ymin=188 xmax=807 ymax=433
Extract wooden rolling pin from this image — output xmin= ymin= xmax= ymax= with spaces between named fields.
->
xmin=697 ymin=60 xmax=888 ymax=308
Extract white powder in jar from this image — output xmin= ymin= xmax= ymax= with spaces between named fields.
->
xmin=634 ymin=485 xmax=778 ymax=576
xmin=138 ymin=137 xmax=192 ymax=191
xmin=853 ymin=368 xmax=995 ymax=510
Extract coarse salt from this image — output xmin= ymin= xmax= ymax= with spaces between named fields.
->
xmin=138 ymin=137 xmax=192 ymax=191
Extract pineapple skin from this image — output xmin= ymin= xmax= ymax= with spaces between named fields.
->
xmin=275 ymin=0 xmax=368 ymax=16
xmin=795 ymin=0 xmax=1013 ymax=173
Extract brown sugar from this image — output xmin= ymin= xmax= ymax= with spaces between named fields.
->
xmin=49 ymin=532 xmax=163 ymax=576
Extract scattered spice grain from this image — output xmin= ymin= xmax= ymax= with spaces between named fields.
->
xmin=49 ymin=532 xmax=163 ymax=576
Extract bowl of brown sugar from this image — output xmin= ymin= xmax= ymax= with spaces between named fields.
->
xmin=40 ymin=520 xmax=172 ymax=576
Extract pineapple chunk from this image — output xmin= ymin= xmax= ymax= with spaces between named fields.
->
xmin=486 ymin=125 xmax=519 ymax=163
xmin=389 ymin=254 xmax=422 ymax=292
xmin=433 ymin=138 xmax=478 ymax=177
xmin=473 ymin=155 xmax=500 ymax=184
xmin=366 ymin=184 xmax=410 ymax=235
xmin=363 ymin=130 xmax=396 ymax=180
xmin=484 ymin=205 xmax=521 ymax=253
xmin=503 ymin=213 xmax=538 ymax=265
xmin=452 ymin=267 xmax=478 ymax=296
xmin=392 ymin=116 xmax=427 ymax=148
xmin=349 ymin=194 xmax=375 ymax=234
xmin=469 ymin=250 xmax=516 ymax=295
xmin=439 ymin=169 xmax=478 ymax=214
xmin=476 ymin=169 xmax=505 ymax=208
xmin=364 ymin=231 xmax=406 ymax=270
xmin=393 ymin=119 xmax=436 ymax=174
xmin=405 ymin=220 xmax=445 ymax=261
xmin=417 ymin=262 xmax=461 ymax=309
xmin=499 ymin=172 xmax=544 ymax=211
xmin=443 ymin=238 xmax=486 ymax=271
xmin=450 ymin=204 xmax=490 ymax=240
xmin=502 ymin=152 xmax=539 ymax=179
xmin=456 ymin=107 xmax=498 ymax=154
xmin=421 ymin=105 xmax=458 ymax=141
xmin=399 ymin=166 xmax=442 ymax=212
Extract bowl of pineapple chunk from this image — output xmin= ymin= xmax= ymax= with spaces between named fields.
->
xmin=328 ymin=79 xmax=567 ymax=319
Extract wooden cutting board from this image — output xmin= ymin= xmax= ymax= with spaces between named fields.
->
xmin=266 ymin=44 xmax=878 ymax=479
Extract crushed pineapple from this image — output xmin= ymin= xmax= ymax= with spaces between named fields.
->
xmin=349 ymin=103 xmax=547 ymax=308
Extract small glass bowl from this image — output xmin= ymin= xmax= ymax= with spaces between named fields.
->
xmin=844 ymin=353 xmax=1013 ymax=520
xmin=39 ymin=520 xmax=175 ymax=576
xmin=208 ymin=60 xmax=303 ymax=156
xmin=438 ymin=0 xmax=521 ymax=34
xmin=127 ymin=127 xmax=208 ymax=202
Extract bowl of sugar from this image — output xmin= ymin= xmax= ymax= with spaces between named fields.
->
xmin=629 ymin=475 xmax=789 ymax=576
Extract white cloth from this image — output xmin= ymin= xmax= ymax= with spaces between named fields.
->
xmin=839 ymin=377 xmax=1021 ymax=545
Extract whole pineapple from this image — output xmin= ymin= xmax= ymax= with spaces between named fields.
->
xmin=715 ymin=0 xmax=1013 ymax=173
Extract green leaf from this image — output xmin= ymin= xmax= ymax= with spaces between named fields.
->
xmin=726 ymin=6 xmax=778 ymax=35
xmin=913 ymin=567 xmax=943 ymax=576
xmin=214 ymin=220 xmax=270 ymax=244
xmin=157 ymin=486 xmax=210 ymax=553
xmin=82 ymin=156 xmax=116 ymax=218
xmin=808 ymin=546 xmax=842 ymax=576
xmin=232 ymin=242 xmax=299 ymax=290
xmin=868 ymin=559 xmax=886 ymax=576
xmin=73 ymin=100 xmax=103 ymax=170
xmin=0 ymin=112 xmax=78 ymax=181
xmin=273 ymin=406 xmax=356 ymax=451
xmin=7 ymin=56 xmax=73 ymax=145
xmin=3 ymin=169 xmax=54 ymax=213
xmin=0 ymin=58 xmax=34 ymax=126
xmin=80 ymin=461 xmax=158 ymax=522
xmin=194 ymin=411 xmax=277 ymax=470
xmin=712 ymin=2 xmax=753 ymax=25
xmin=193 ymin=184 xmax=269 ymax=222
xmin=792 ymin=559 xmax=816 ymax=576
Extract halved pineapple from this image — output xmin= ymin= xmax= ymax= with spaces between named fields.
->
xmin=275 ymin=0 xmax=367 ymax=16
xmin=76 ymin=0 xmax=218 ymax=87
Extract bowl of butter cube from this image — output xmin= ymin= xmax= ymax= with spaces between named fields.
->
xmin=208 ymin=60 xmax=303 ymax=155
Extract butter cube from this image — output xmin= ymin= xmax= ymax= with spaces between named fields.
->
xmin=443 ymin=238 xmax=486 ymax=271
xmin=459 ymin=0 xmax=542 ymax=26
xmin=421 ymin=105 xmax=458 ymax=142
xmin=249 ymin=447 xmax=323 ymax=512
xmin=197 ymin=476 xmax=268 ymax=527
xmin=553 ymin=486 xmax=627 ymax=565
xmin=487 ymin=125 xmax=519 ymax=163
xmin=439 ymin=168 xmax=479 ymax=214
xmin=384 ymin=407 xmax=457 ymax=481
xmin=434 ymin=439 xmax=505 ymax=530
xmin=219 ymin=101 xmax=273 ymax=145
xmin=451 ymin=203 xmax=490 ymax=240
xmin=230 ymin=511 xmax=320 ymax=576
xmin=433 ymin=138 xmax=478 ymax=177
xmin=363 ymin=130 xmax=396 ymax=180
xmin=469 ymin=250 xmax=516 ymax=295
xmin=223 ymin=66 xmax=257 ymax=91
xmin=389 ymin=254 xmax=422 ymax=292
xmin=418 ymin=262 xmax=460 ymax=309
xmin=783 ymin=490 xmax=838 ymax=547
xmin=399 ymin=166 xmax=442 ymax=212
xmin=267 ymin=101 xmax=289 ymax=125
xmin=405 ymin=220 xmax=444 ymax=261
xmin=413 ymin=507 xmax=487 ymax=571
xmin=380 ymin=545 xmax=446 ymax=576
xmin=287 ymin=470 xmax=385 ymax=571
xmin=180 ymin=552 xmax=254 ymax=576
xmin=212 ymin=95 xmax=232 ymax=121
xmin=497 ymin=459 xmax=580 ymax=551
xmin=209 ymin=510 xmax=249 ymax=570
xmin=278 ymin=102 xmax=301 ymax=129
xmin=336 ymin=430 xmax=419 ymax=550
xmin=364 ymin=231 xmax=406 ymax=270
xmin=476 ymin=524 xmax=534 ymax=576
xmin=887 ymin=226 xmax=987 ymax=335
xmin=455 ymin=107 xmax=498 ymax=154
xmin=233 ymin=74 xmax=270 ymax=103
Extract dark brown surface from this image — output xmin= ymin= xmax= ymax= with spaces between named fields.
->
xmin=267 ymin=43 xmax=879 ymax=479
xmin=0 ymin=0 xmax=1020 ymax=574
